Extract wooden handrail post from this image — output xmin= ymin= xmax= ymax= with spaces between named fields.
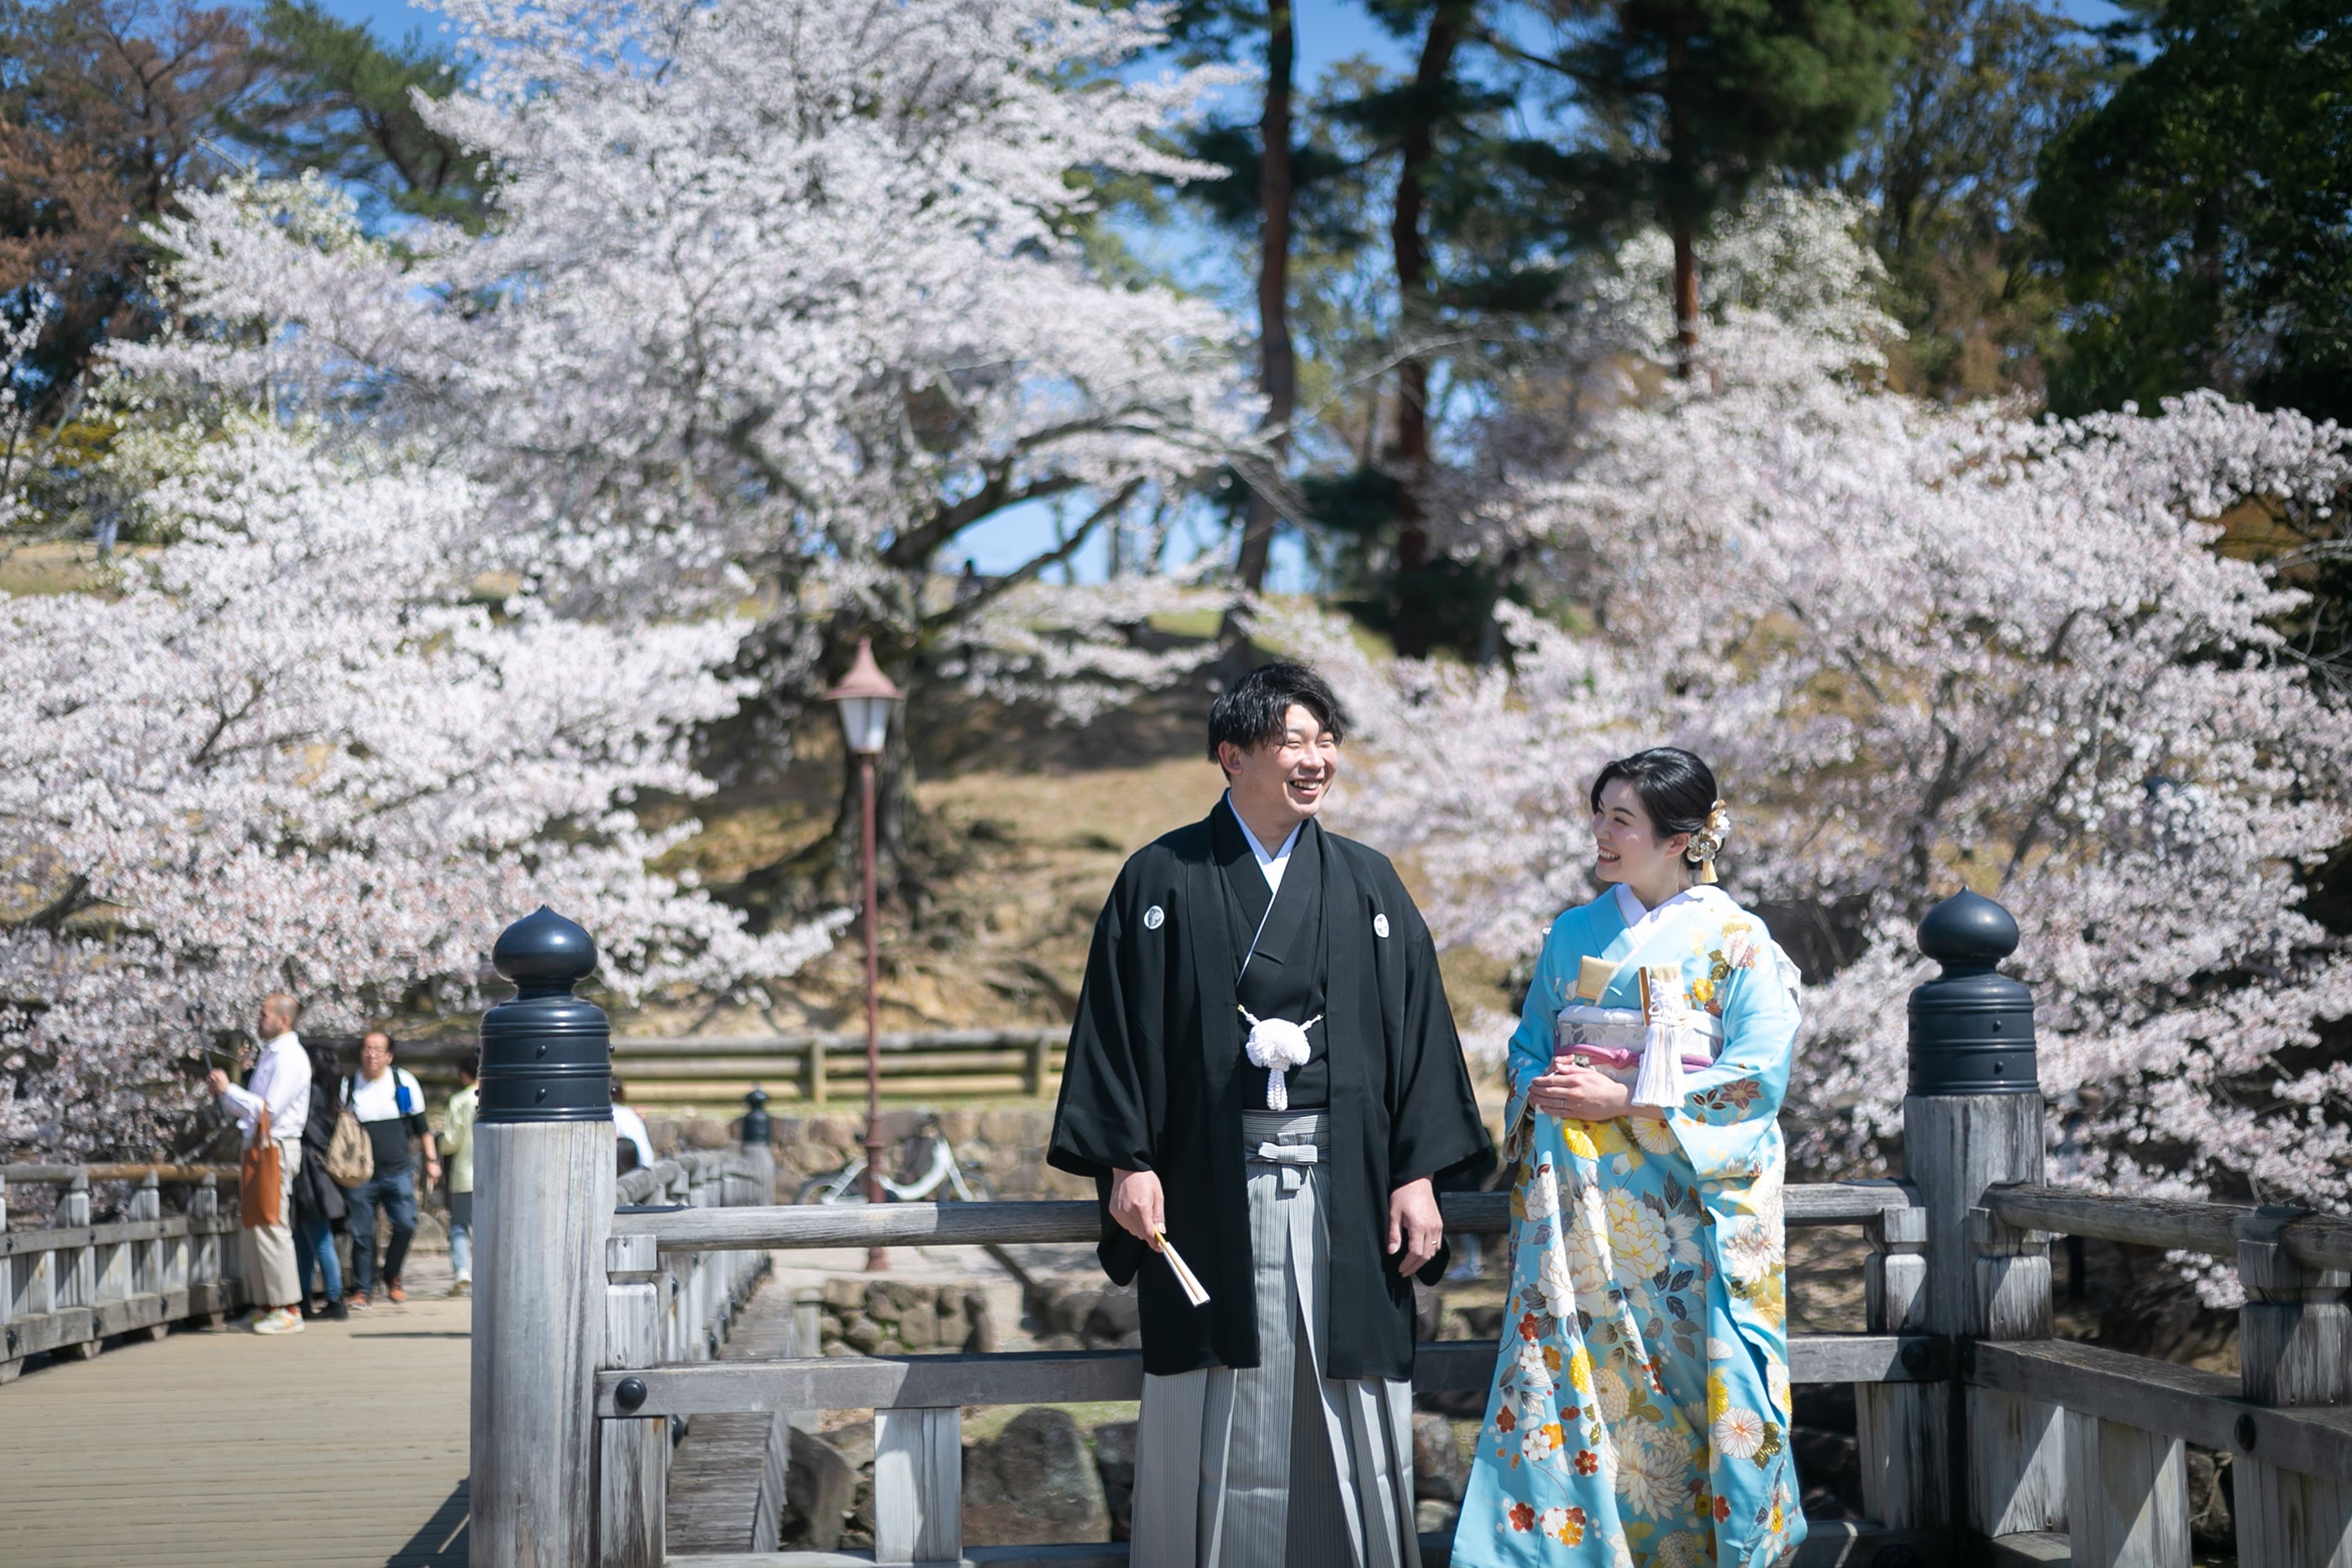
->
xmin=1903 ymin=890 xmax=2062 ymax=1539
xmin=598 ymin=1231 xmax=666 ymax=1568
xmin=0 ymin=1172 xmax=15 ymax=1383
xmin=470 ymin=908 xmax=617 ymax=1568
xmin=1858 ymin=1195 xmax=1945 ymax=1526
xmin=2236 ymin=1207 xmax=2352 ymax=1563
xmin=127 ymin=1172 xmax=168 ymax=1344
xmin=56 ymin=1172 xmax=99 ymax=1361
xmin=191 ymin=1175 xmax=225 ymax=1328
xmin=873 ymin=1405 xmax=961 ymax=1565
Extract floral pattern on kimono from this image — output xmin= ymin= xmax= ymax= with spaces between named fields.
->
xmin=1452 ymin=885 xmax=1803 ymax=1568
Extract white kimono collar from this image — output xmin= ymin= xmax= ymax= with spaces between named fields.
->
xmin=1612 ymin=881 xmax=1718 ymax=948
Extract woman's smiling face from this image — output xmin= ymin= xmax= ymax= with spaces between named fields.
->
xmin=1591 ymin=778 xmax=1689 ymax=891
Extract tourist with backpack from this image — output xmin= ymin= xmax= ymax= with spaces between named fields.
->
xmin=340 ymin=1030 xmax=439 ymax=1308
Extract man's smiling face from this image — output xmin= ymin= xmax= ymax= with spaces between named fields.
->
xmin=1220 ymin=702 xmax=1340 ymax=831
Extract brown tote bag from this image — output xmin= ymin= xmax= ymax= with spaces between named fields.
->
xmin=239 ymin=1107 xmax=283 ymax=1229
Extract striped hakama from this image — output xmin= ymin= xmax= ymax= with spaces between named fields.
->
xmin=1130 ymin=1111 xmax=1419 ymax=1568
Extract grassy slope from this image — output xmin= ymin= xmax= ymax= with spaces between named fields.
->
xmin=641 ymin=674 xmax=1519 ymax=1072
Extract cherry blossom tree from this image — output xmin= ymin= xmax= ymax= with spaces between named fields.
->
xmin=120 ymin=0 xmax=1257 ymax=901
xmin=1285 ymin=192 xmax=2352 ymax=1282
xmin=4 ymin=0 xmax=1259 ymax=1154
xmin=129 ymin=0 xmax=1260 ymax=907
xmin=0 ymin=417 xmax=843 ymax=1159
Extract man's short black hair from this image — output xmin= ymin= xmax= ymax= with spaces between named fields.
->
xmin=1207 ymin=662 xmax=1347 ymax=770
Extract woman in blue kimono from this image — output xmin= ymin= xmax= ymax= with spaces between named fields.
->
xmin=1454 ymin=748 xmax=1803 ymax=1568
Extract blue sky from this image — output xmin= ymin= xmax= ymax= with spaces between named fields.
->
xmin=312 ymin=0 xmax=2120 ymax=588
xmin=320 ymin=0 xmax=1415 ymax=74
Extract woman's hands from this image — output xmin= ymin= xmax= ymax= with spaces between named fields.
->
xmin=1525 ymin=1061 xmax=1662 ymax=1122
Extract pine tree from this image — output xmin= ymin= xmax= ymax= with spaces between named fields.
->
xmin=231 ymin=0 xmax=491 ymax=232
xmin=1505 ymin=0 xmax=1913 ymax=374
xmin=2032 ymin=0 xmax=2352 ymax=425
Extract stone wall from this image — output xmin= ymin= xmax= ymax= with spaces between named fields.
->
xmin=783 ymin=1407 xmax=1473 ymax=1550
xmin=814 ymin=1276 xmax=995 ymax=1356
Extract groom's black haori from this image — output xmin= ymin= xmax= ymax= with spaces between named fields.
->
xmin=1047 ymin=675 xmax=1491 ymax=1381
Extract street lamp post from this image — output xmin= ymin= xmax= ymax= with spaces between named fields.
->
xmin=825 ymin=637 xmax=901 ymax=1273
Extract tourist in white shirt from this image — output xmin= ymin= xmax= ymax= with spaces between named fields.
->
xmin=611 ymin=1077 xmax=656 ymax=1171
xmin=206 ymin=993 xmax=311 ymax=1335
xmin=341 ymin=1030 xmax=440 ymax=1308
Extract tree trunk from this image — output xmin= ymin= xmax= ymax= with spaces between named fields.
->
xmin=1672 ymin=218 xmax=1700 ymax=380
xmin=1666 ymin=34 xmax=1700 ymax=380
xmin=1236 ymin=0 xmax=1296 ymax=594
xmin=1386 ymin=2 xmax=1466 ymax=659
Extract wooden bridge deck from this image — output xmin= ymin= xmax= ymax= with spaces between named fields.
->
xmin=0 ymin=1285 xmax=473 ymax=1566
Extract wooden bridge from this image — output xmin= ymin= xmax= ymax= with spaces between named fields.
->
xmin=6 ymin=891 xmax=2350 ymax=1566
xmin=0 ymin=1150 xmax=776 ymax=1566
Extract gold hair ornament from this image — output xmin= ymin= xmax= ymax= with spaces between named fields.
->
xmin=1685 ymin=799 xmax=1730 ymax=885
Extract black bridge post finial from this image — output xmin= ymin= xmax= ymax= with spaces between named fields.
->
xmin=478 ymin=906 xmax=612 ymax=1124
xmin=1908 ymin=889 xmax=2038 ymax=1097
xmin=741 ymin=1086 xmax=773 ymax=1149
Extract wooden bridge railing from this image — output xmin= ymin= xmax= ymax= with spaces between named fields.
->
xmin=596 ymin=1183 xmax=1941 ymax=1568
xmin=0 ymin=1163 xmax=244 ymax=1379
xmin=605 ymin=1146 xmax=786 ymax=1555
xmin=1975 ymin=1182 xmax=2352 ymax=1565
xmin=468 ymin=894 xmax=2352 ymax=1568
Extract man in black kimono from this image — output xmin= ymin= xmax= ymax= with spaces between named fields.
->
xmin=1049 ymin=662 xmax=1490 ymax=1568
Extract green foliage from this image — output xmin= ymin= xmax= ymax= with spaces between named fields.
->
xmin=1303 ymin=463 xmax=1508 ymax=653
xmin=1839 ymin=0 xmax=2104 ymax=399
xmin=2034 ymin=0 xmax=2352 ymax=423
xmin=0 ymin=0 xmax=257 ymax=413
xmin=1510 ymin=0 xmax=1915 ymax=242
xmin=233 ymin=0 xmax=490 ymax=232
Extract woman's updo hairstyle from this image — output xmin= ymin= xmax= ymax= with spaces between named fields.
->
xmin=1589 ymin=747 xmax=1721 ymax=855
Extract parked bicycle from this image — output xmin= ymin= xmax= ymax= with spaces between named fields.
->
xmin=795 ymin=1114 xmax=995 ymax=1204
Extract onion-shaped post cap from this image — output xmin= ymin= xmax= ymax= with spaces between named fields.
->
xmin=741 ymin=1086 xmax=773 ymax=1148
xmin=1916 ymin=889 xmax=2019 ymax=970
xmin=479 ymin=907 xmax=610 ymax=1124
xmin=1908 ymin=889 xmax=2037 ymax=1095
xmin=492 ymin=906 xmax=599 ymax=992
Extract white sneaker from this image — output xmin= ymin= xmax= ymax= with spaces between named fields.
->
xmin=251 ymin=1307 xmax=304 ymax=1335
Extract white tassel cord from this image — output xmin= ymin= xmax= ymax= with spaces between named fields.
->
xmin=1239 ymin=1004 xmax=1320 ymax=1110
xmin=1631 ymin=965 xmax=1686 ymax=1110
xmin=1631 ymin=1017 xmax=1688 ymax=1109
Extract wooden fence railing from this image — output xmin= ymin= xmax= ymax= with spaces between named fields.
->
xmin=0 ymin=1163 xmax=244 ymax=1380
xmin=604 ymin=1146 xmax=790 ymax=1555
xmin=388 ymin=1028 xmax=1065 ymax=1109
xmin=466 ymin=894 xmax=2352 ymax=1568
xmin=601 ymin=1184 xmax=1937 ymax=1568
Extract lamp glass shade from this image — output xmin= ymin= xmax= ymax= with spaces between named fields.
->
xmin=836 ymin=693 xmax=895 ymax=756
